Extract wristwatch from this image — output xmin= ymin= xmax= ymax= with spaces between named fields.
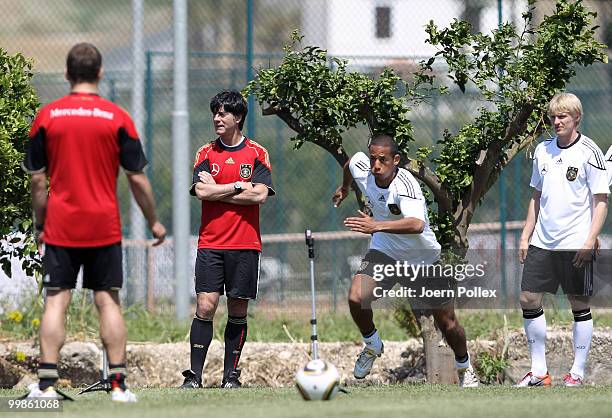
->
xmin=233 ymin=181 xmax=243 ymax=194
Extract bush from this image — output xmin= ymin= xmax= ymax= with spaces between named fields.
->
xmin=0 ymin=48 xmax=40 ymax=278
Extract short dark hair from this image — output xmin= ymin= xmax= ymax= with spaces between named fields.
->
xmin=210 ymin=91 xmax=248 ymax=130
xmin=66 ymin=43 xmax=102 ymax=84
xmin=368 ymin=134 xmax=399 ymax=156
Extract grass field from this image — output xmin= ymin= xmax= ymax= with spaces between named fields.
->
xmin=1 ymin=385 xmax=612 ymax=418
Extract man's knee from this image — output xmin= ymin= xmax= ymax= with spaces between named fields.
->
xmin=519 ymin=291 xmax=543 ymax=309
xmin=348 ymin=275 xmax=375 ymax=307
xmin=568 ymin=295 xmax=590 ymax=312
xmin=196 ymin=294 xmax=218 ymax=319
xmin=227 ymin=298 xmax=249 ymax=317
xmin=43 ymin=289 xmax=72 ymax=312
xmin=434 ymin=311 xmax=459 ymax=336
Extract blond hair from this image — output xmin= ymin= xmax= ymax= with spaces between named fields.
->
xmin=548 ymin=93 xmax=583 ymax=124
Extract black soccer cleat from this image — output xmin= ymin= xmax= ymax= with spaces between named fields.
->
xmin=180 ymin=369 xmax=203 ymax=389
xmin=221 ymin=369 xmax=242 ymax=389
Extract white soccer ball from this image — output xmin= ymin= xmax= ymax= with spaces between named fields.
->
xmin=295 ymin=359 xmax=340 ymax=401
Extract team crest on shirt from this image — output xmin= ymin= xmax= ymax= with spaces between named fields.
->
xmin=240 ymin=163 xmax=252 ymax=179
xmin=566 ymin=166 xmax=578 ymax=181
xmin=388 ymin=203 xmax=401 ymax=215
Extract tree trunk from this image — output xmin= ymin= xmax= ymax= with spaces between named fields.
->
xmin=416 ymin=313 xmax=457 ymax=384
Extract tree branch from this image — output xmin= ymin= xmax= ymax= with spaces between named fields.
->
xmin=468 ymin=103 xmax=534 ymax=216
xmin=404 ymin=158 xmax=452 ymax=213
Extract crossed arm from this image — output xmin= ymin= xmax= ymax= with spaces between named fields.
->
xmin=193 ymin=171 xmax=268 ymax=205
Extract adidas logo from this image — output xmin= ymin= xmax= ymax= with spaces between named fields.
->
xmin=378 ymin=195 xmax=386 ymax=202
xmin=225 ymin=157 xmax=235 ymax=164
xmin=556 ymin=157 xmax=563 ymax=164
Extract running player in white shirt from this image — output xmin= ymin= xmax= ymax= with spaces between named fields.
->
xmin=516 ymin=93 xmax=609 ymax=387
xmin=332 ymin=134 xmax=478 ymax=387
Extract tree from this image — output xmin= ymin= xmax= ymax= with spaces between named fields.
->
xmin=0 ymin=48 xmax=40 ymax=278
xmin=245 ymin=0 xmax=606 ymax=382
xmin=245 ymin=0 xmax=606 ymax=250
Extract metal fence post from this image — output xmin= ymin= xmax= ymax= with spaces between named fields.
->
xmin=246 ymin=0 xmax=255 ymax=139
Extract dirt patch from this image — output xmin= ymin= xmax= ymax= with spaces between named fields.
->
xmin=2 ymin=328 xmax=612 ymax=388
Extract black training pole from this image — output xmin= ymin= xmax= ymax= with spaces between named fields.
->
xmin=305 ymin=229 xmax=318 ymax=360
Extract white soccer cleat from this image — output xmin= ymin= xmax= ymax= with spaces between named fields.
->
xmin=26 ymin=383 xmax=59 ymax=399
xmin=111 ymin=388 xmax=138 ymax=403
xmin=513 ymin=371 xmax=552 ymax=387
xmin=353 ymin=343 xmax=384 ymax=379
xmin=457 ymin=365 xmax=479 ymax=388
xmin=563 ymin=373 xmax=583 ymax=387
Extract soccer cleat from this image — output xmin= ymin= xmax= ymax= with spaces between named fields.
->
xmin=110 ymin=388 xmax=138 ymax=403
xmin=180 ymin=369 xmax=203 ymax=389
xmin=457 ymin=365 xmax=479 ymax=388
xmin=353 ymin=342 xmax=384 ymax=379
xmin=513 ymin=371 xmax=552 ymax=387
xmin=25 ymin=383 xmax=59 ymax=399
xmin=221 ymin=369 xmax=242 ymax=388
xmin=563 ymin=373 xmax=583 ymax=387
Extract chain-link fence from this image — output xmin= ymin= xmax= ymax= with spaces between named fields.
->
xmin=2 ymin=0 xmax=611 ymax=313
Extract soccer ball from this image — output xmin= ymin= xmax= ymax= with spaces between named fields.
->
xmin=295 ymin=359 xmax=340 ymax=401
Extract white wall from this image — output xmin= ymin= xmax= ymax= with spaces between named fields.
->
xmin=322 ymin=0 xmax=527 ymax=59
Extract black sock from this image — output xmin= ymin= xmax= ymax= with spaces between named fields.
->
xmin=455 ymin=353 xmax=469 ymax=364
xmin=362 ymin=327 xmax=377 ymax=339
xmin=38 ymin=363 xmax=59 ymax=391
xmin=190 ymin=314 xmax=213 ymax=379
xmin=108 ymin=364 xmax=127 ymax=390
xmin=224 ymin=315 xmax=248 ymax=374
xmin=572 ymin=309 xmax=592 ymax=322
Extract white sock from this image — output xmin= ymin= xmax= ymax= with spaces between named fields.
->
xmin=455 ymin=353 xmax=471 ymax=370
xmin=569 ymin=310 xmax=593 ymax=379
xmin=363 ymin=329 xmax=382 ymax=353
xmin=523 ymin=308 xmax=547 ymax=377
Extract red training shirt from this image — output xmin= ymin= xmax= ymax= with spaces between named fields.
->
xmin=24 ymin=92 xmax=147 ymax=247
xmin=190 ymin=137 xmax=274 ymax=251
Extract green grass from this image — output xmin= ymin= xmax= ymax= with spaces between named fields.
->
xmin=1 ymin=386 xmax=612 ymax=418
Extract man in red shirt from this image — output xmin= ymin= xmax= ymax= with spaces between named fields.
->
xmin=23 ymin=43 xmax=166 ymax=402
xmin=181 ymin=91 xmax=274 ymax=389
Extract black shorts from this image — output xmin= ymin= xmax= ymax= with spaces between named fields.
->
xmin=521 ymin=245 xmax=593 ymax=296
xmin=195 ymin=249 xmax=260 ymax=299
xmin=42 ymin=243 xmax=123 ymax=291
xmin=356 ymin=249 xmax=454 ymax=308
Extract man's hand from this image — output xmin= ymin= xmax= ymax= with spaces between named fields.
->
xmin=572 ymin=243 xmax=594 ymax=268
xmin=198 ymin=171 xmax=216 ymax=184
xmin=332 ymin=186 xmax=349 ymax=208
xmin=150 ymin=221 xmax=166 ymax=246
xmin=344 ymin=210 xmax=378 ymax=234
xmin=518 ymin=238 xmax=530 ymax=264
xmin=35 ymin=230 xmax=45 ymax=255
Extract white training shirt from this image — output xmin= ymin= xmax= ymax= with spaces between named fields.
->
xmin=606 ymin=145 xmax=612 ymax=186
xmin=530 ymin=134 xmax=609 ymax=250
xmin=349 ymin=152 xmax=441 ymax=263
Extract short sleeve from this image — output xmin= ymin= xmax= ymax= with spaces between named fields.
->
xmin=395 ymin=171 xmax=426 ymax=222
xmin=585 ymin=146 xmax=610 ymax=195
xmin=348 ymin=152 xmax=370 ymax=193
xmin=529 ymin=148 xmax=543 ymax=191
xmin=252 ymin=158 xmax=275 ymax=196
xmin=190 ymin=153 xmax=211 ymax=196
xmin=118 ymin=115 xmax=147 ymax=173
xmin=24 ymin=113 xmax=47 ymax=173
